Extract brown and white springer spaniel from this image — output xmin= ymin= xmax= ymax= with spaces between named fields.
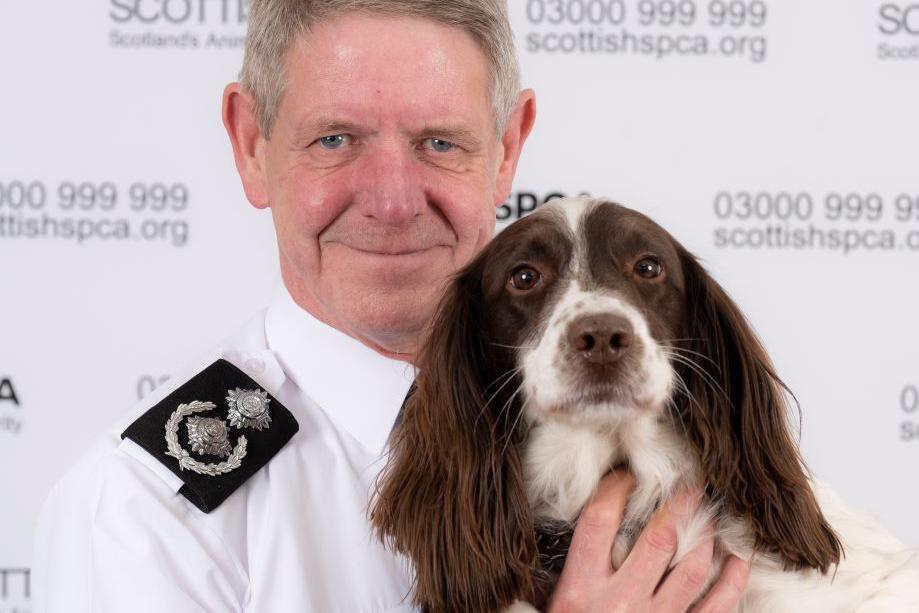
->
xmin=371 ymin=197 xmax=919 ymax=613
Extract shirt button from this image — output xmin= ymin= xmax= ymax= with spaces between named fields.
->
xmin=245 ymin=357 xmax=266 ymax=374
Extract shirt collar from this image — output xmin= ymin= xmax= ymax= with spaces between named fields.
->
xmin=263 ymin=284 xmax=416 ymax=455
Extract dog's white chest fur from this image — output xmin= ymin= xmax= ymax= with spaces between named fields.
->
xmin=524 ymin=414 xmax=697 ymax=527
xmin=520 ymin=417 xmax=919 ymax=612
xmin=523 ymin=413 xmax=715 ymax=572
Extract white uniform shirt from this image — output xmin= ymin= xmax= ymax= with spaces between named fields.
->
xmin=32 ymin=287 xmax=418 ymax=613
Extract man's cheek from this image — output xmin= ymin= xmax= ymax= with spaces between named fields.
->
xmin=423 ymin=179 xmax=493 ymax=235
xmin=289 ymin=182 xmax=352 ymax=234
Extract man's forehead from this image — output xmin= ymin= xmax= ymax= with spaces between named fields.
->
xmin=288 ymin=14 xmax=486 ymax=86
xmin=278 ymin=13 xmax=493 ymax=135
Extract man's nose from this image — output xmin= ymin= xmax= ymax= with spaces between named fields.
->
xmin=352 ymin=142 xmax=426 ymax=225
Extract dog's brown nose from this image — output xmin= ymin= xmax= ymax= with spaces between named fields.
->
xmin=567 ymin=314 xmax=633 ymax=364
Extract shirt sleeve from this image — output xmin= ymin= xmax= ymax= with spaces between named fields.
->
xmin=31 ymin=437 xmax=250 ymax=613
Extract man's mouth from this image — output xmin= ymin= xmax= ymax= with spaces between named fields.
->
xmin=344 ymin=243 xmax=445 ymax=257
xmin=352 ymin=247 xmax=432 ymax=256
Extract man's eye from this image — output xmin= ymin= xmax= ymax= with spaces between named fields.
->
xmin=424 ymin=138 xmax=456 ymax=153
xmin=316 ymin=134 xmax=351 ymax=150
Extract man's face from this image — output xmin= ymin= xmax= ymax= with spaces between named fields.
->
xmin=234 ymin=13 xmax=532 ymax=358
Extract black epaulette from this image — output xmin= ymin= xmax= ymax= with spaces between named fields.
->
xmin=121 ymin=358 xmax=298 ymax=513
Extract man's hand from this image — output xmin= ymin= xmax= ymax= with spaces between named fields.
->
xmin=547 ymin=471 xmax=750 ymax=613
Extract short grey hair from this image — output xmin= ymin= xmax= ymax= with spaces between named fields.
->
xmin=239 ymin=0 xmax=519 ymax=140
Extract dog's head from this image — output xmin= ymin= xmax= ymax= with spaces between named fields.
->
xmin=371 ymin=197 xmax=841 ymax=612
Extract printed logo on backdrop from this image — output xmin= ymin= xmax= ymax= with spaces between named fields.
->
xmin=518 ymin=0 xmax=768 ymax=63
xmin=878 ymin=3 xmax=919 ymax=60
xmin=901 ymin=384 xmax=919 ymax=442
xmin=109 ymin=0 xmax=248 ymax=50
xmin=710 ymin=191 xmax=919 ymax=255
xmin=138 ymin=374 xmax=171 ymax=401
xmin=497 ymin=190 xmax=591 ymax=224
xmin=0 ymin=567 xmax=30 ymax=613
xmin=0 ymin=377 xmax=24 ymax=437
xmin=0 ymin=180 xmax=191 ymax=248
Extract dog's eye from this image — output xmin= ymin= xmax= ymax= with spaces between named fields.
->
xmin=509 ymin=266 xmax=542 ymax=291
xmin=635 ymin=257 xmax=663 ymax=279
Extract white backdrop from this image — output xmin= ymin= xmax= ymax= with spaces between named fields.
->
xmin=2 ymin=2 xmax=918 ymax=611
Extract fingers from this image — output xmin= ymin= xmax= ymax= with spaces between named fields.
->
xmin=689 ymin=555 xmax=751 ymax=613
xmin=551 ymin=478 xmax=746 ymax=613
xmin=652 ymin=526 xmax=714 ymax=612
xmin=559 ymin=470 xmax=636 ymax=584
xmin=615 ymin=490 xmax=702 ymax=596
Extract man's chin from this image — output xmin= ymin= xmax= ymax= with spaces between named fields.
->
xmin=329 ymin=282 xmax=444 ymax=356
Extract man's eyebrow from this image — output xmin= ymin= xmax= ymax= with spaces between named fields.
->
xmin=290 ymin=118 xmax=486 ymax=148
xmin=292 ymin=118 xmax=364 ymax=142
xmin=416 ymin=125 xmax=484 ymax=148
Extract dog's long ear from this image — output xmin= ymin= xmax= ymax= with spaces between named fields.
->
xmin=674 ymin=248 xmax=842 ymax=573
xmin=370 ymin=255 xmax=538 ymax=613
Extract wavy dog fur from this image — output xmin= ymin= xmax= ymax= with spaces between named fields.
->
xmin=371 ymin=259 xmax=540 ymax=612
xmin=675 ymin=250 xmax=840 ymax=572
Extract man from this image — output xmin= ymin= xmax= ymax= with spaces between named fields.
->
xmin=33 ymin=1 xmax=749 ymax=611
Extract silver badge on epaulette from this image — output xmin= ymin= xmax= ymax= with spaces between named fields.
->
xmin=226 ymin=388 xmax=272 ymax=430
xmin=165 ymin=401 xmax=247 ymax=477
xmin=186 ymin=416 xmax=232 ymax=457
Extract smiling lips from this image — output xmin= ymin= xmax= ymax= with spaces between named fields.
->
xmin=321 ymin=227 xmax=452 ymax=258
xmin=349 ymin=245 xmax=438 ymax=256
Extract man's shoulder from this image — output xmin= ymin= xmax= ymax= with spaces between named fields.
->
xmin=108 ymin=307 xmax=274 ymax=434
xmin=120 ymin=357 xmax=299 ymax=513
xmin=47 ymin=308 xmax=299 ymax=515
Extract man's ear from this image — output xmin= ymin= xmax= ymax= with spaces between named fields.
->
xmin=222 ymin=83 xmax=270 ymax=209
xmin=494 ymin=89 xmax=537 ymax=206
